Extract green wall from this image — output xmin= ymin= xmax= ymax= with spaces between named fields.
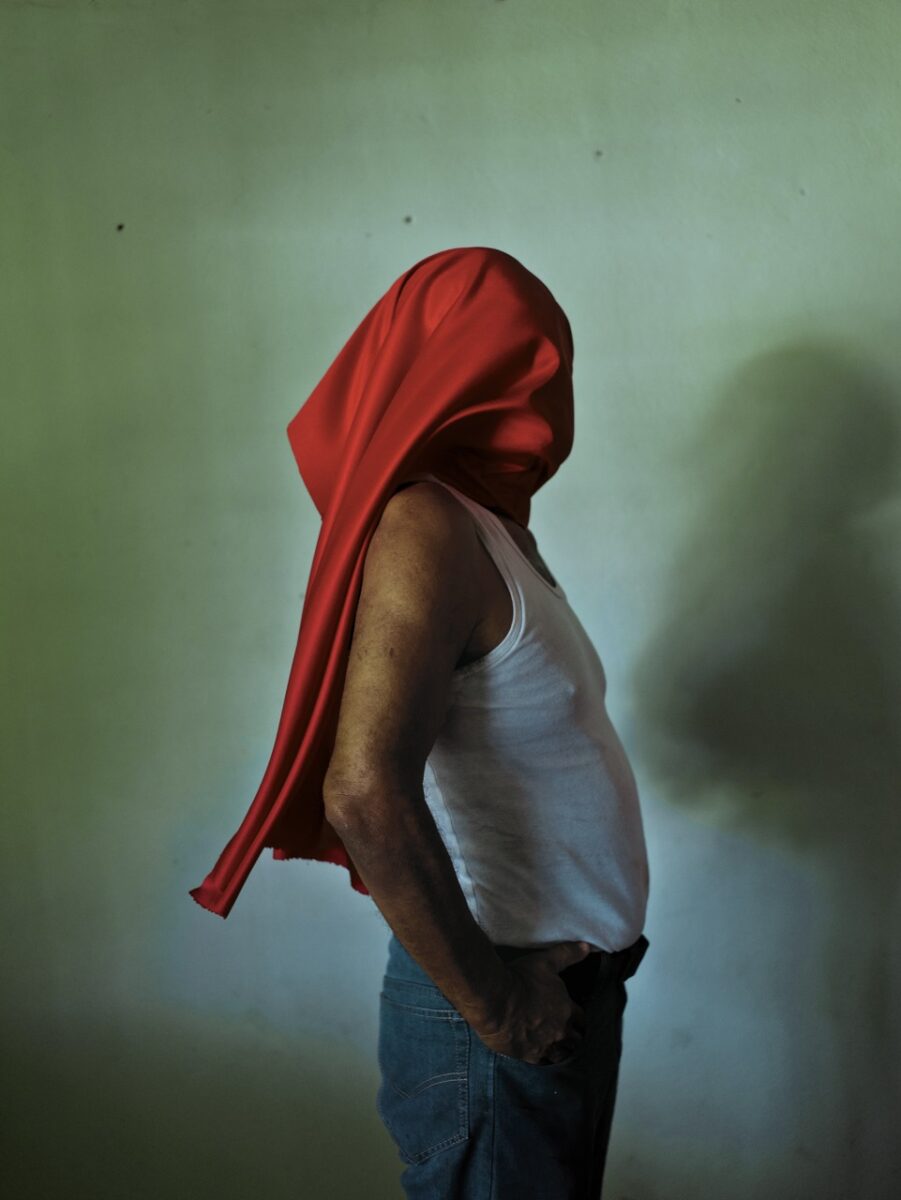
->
xmin=3 ymin=2 xmax=900 ymax=1196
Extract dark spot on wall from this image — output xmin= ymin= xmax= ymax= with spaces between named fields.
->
xmin=116 ymin=223 xmax=124 ymax=230
xmin=735 ymin=96 xmax=741 ymax=102
xmin=594 ymin=149 xmax=603 ymax=158
xmin=403 ymin=215 xmax=412 ymax=223
xmin=799 ymin=187 xmax=806 ymax=195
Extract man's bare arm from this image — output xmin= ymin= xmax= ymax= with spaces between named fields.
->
xmin=322 ymin=481 xmax=511 ymax=1032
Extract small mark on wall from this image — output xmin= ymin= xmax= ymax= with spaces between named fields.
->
xmin=594 ymin=149 xmax=603 ymax=158
xmin=116 ymin=223 xmax=124 ymax=231
xmin=403 ymin=214 xmax=413 ymax=223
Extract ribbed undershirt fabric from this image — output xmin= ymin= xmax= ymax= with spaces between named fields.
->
xmin=412 ymin=473 xmax=650 ymax=953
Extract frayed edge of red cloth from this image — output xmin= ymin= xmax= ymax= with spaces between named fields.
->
xmin=188 ymin=841 xmax=370 ymax=918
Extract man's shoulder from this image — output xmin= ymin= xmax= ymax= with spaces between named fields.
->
xmin=384 ymin=478 xmax=464 ymax=516
xmin=378 ymin=479 xmax=476 ymax=546
xmin=354 ymin=480 xmax=483 ymax=665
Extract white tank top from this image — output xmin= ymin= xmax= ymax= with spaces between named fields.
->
xmin=411 ymin=473 xmax=650 ymax=953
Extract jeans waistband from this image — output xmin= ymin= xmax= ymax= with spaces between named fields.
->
xmin=384 ymin=933 xmax=650 ymax=999
xmin=493 ymin=934 xmax=650 ymax=986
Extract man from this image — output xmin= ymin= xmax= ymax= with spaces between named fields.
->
xmin=188 ymin=245 xmax=650 ymax=1197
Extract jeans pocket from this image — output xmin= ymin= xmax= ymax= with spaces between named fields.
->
xmin=376 ymin=978 xmax=470 ymax=1165
xmin=493 ymin=1038 xmax=584 ymax=1070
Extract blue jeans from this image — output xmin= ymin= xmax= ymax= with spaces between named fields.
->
xmin=375 ymin=932 xmax=650 ymax=1199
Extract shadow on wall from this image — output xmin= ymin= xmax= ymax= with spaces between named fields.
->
xmin=4 ymin=1004 xmax=403 ymax=1200
xmin=630 ymin=341 xmax=901 ymax=1189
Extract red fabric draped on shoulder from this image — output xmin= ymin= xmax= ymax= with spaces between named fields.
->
xmin=189 ymin=245 xmax=574 ymax=918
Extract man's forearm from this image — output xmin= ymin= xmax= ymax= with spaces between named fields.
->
xmin=324 ymin=785 xmax=511 ymax=1032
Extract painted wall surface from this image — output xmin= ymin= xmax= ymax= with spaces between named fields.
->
xmin=3 ymin=2 xmax=899 ymax=1197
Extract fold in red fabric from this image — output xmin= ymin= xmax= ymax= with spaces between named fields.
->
xmin=188 ymin=245 xmax=574 ymax=918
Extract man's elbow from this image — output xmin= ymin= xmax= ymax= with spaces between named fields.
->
xmin=322 ymin=770 xmax=414 ymax=829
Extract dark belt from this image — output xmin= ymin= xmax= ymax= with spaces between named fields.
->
xmin=493 ymin=933 xmax=650 ymax=998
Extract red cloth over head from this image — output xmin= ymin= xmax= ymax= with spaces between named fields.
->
xmin=188 ymin=245 xmax=574 ymax=918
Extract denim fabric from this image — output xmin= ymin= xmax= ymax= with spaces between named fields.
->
xmin=375 ymin=933 xmax=649 ymax=1199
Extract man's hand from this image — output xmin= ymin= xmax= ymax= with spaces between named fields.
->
xmin=472 ymin=941 xmax=593 ymax=1065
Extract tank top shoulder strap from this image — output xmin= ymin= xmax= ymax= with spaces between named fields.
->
xmin=406 ymin=473 xmax=523 ymax=578
xmin=400 ymin=468 xmax=527 ymax=600
xmin=407 ymin=473 xmax=566 ymax=600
